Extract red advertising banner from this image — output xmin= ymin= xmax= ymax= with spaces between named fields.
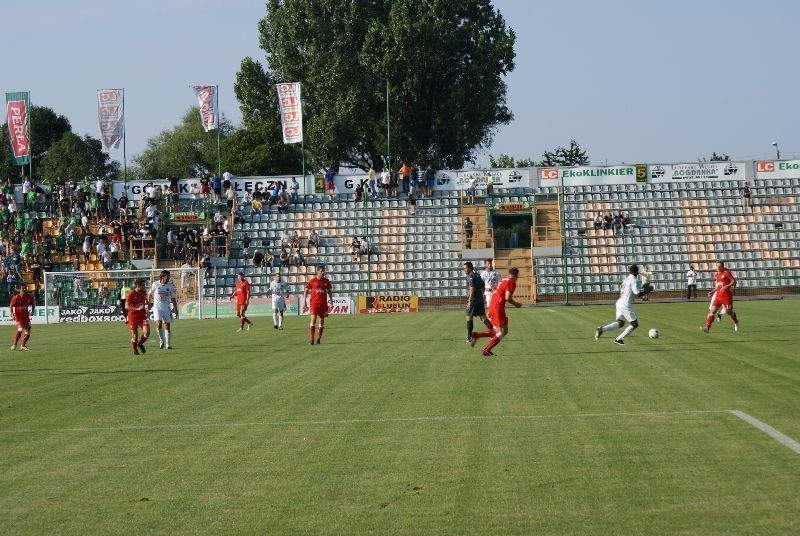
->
xmin=97 ymin=89 xmax=124 ymax=150
xmin=192 ymin=85 xmax=218 ymax=132
xmin=276 ymin=82 xmax=303 ymax=144
xmin=5 ymin=95 xmax=30 ymax=164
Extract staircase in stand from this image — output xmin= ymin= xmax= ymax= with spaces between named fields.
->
xmin=534 ymin=201 xmax=562 ymax=246
xmin=461 ymin=203 xmax=491 ymax=249
xmin=493 ymin=248 xmax=536 ymax=304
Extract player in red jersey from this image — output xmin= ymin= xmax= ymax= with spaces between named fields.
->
xmin=702 ymin=261 xmax=740 ymax=333
xmin=126 ymin=279 xmax=150 ymax=355
xmin=10 ymin=286 xmax=35 ymax=350
xmin=230 ymin=272 xmax=253 ymax=332
xmin=303 ymin=265 xmax=333 ymax=344
xmin=469 ymin=267 xmax=522 ymax=356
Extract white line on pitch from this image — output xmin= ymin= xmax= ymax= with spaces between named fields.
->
xmin=0 ymin=409 xmax=732 ymax=434
xmin=729 ymin=410 xmax=800 ymax=455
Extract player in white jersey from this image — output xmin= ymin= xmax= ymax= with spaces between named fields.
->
xmin=148 ymin=270 xmax=178 ymax=349
xmin=594 ymin=265 xmax=650 ymax=346
xmin=268 ymin=273 xmax=289 ymax=330
xmin=480 ymin=258 xmax=501 ymax=306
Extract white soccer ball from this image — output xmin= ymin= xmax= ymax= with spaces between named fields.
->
xmin=648 ymin=328 xmax=660 ymax=339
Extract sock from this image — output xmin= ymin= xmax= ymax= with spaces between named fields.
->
xmin=13 ymin=330 xmax=21 ymax=345
xmin=467 ymin=319 xmax=474 ymax=340
xmin=278 ymin=314 xmax=283 ymax=328
xmin=601 ymin=322 xmax=619 ymax=333
xmin=157 ymin=327 xmax=164 ymax=343
xmin=706 ymin=315 xmax=714 ymax=329
xmin=617 ymin=325 xmax=636 ymax=341
xmin=246 ymin=317 xmax=252 ymax=325
xmin=482 ymin=318 xmax=493 ymax=329
xmin=473 ymin=328 xmax=496 ymax=339
xmin=165 ymin=330 xmax=171 ymax=347
xmin=309 ymin=324 xmax=316 ymax=341
xmin=139 ymin=334 xmax=148 ymax=345
xmin=317 ymin=326 xmax=324 ymax=342
xmin=273 ymin=312 xmax=279 ymax=326
xmin=22 ymin=333 xmax=30 ymax=346
xmin=131 ymin=339 xmax=138 ymax=352
xmin=729 ymin=312 xmax=739 ymax=324
xmin=240 ymin=318 xmax=246 ymax=328
xmin=484 ymin=335 xmax=502 ymax=353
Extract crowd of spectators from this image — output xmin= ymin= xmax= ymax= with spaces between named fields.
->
xmin=592 ymin=210 xmax=633 ymax=234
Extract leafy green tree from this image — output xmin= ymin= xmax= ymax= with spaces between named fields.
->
xmin=489 ymin=154 xmax=538 ymax=168
xmin=132 ymin=107 xmax=234 ymax=179
xmin=83 ymin=135 xmax=121 ymax=180
xmin=40 ymin=132 xmax=90 ymax=181
xmin=540 ymin=139 xmax=590 ymax=167
xmin=239 ymin=0 xmax=516 ymax=171
xmin=709 ymin=152 xmax=730 ymax=161
xmin=0 ymin=106 xmax=71 ymax=181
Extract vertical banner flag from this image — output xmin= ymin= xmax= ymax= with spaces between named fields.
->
xmin=97 ymin=89 xmax=124 ymax=150
xmin=192 ymin=85 xmax=218 ymax=131
xmin=5 ymin=92 xmax=31 ymax=165
xmin=276 ymin=82 xmax=303 ymax=144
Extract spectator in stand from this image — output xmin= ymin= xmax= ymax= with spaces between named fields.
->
xmin=622 ymin=213 xmax=633 ymax=232
xmin=351 ymin=237 xmax=362 ymax=262
xmin=251 ymin=196 xmax=263 ymax=221
xmin=390 ymin=167 xmax=400 ymax=198
xmin=354 ymin=182 xmax=364 ymax=203
xmin=241 ymin=189 xmax=253 ymax=213
xmin=252 ymin=248 xmax=265 ymax=270
xmin=277 ymin=194 xmax=289 ymax=213
xmin=399 ymin=162 xmax=412 ymax=194
xmin=233 ymin=205 xmax=245 ymax=225
xmin=200 ymin=176 xmax=211 ymax=204
xmin=190 ymin=183 xmax=201 ymax=210
xmin=308 ymin=229 xmax=319 ymax=250
xmin=279 ymin=247 xmax=290 ymax=267
xmin=593 ymin=212 xmax=603 ymax=230
xmin=360 ymin=236 xmax=369 ymax=258
xmin=225 ymin=184 xmax=237 ymax=210
xmin=408 ymin=191 xmax=417 ymax=215
xmin=485 ymin=173 xmax=494 ymax=197
xmin=212 ymin=175 xmax=222 ymax=204
xmin=222 ymin=217 xmax=230 ymax=234
xmin=602 ymin=212 xmax=613 ymax=231
xmin=101 ymin=248 xmax=112 ymax=270
xmin=262 ymin=244 xmax=274 ymax=270
xmin=109 ymin=237 xmax=120 ymax=263
xmin=740 ymin=181 xmax=752 ymax=209
xmin=464 ymin=217 xmax=474 ymax=249
xmin=367 ymin=167 xmax=376 ymax=198
xmin=640 ymin=265 xmax=653 ymax=300
xmin=213 ymin=208 xmax=225 ymax=226
xmin=167 ymin=229 xmax=177 ymax=259
xmin=242 ymin=233 xmax=251 ymax=258
xmin=416 ymin=165 xmax=427 ymax=196
xmin=612 ymin=212 xmax=623 ymax=234
xmin=686 ymin=264 xmax=698 ymax=299
xmin=465 ymin=177 xmax=476 ymax=205
xmin=294 ymin=248 xmax=307 ymax=267
xmin=268 ymin=184 xmax=280 ymax=206
xmin=380 ymin=167 xmax=390 ymax=198
xmin=21 ymin=177 xmax=31 ymax=209
xmin=290 ymin=231 xmax=300 ymax=250
xmin=325 ymin=167 xmax=337 ymax=200
xmin=290 ymin=177 xmax=300 ymax=204
xmin=82 ymin=236 xmax=91 ymax=263
xmin=118 ymin=191 xmax=129 ymax=218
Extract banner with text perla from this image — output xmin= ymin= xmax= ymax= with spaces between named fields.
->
xmin=538 ymin=165 xmax=637 ymax=187
xmin=97 ymin=89 xmax=124 ymax=150
xmin=754 ymin=160 xmax=800 ymax=180
xmin=192 ymin=85 xmax=218 ymax=132
xmin=276 ymin=82 xmax=303 ymax=144
xmin=326 ymin=168 xmax=532 ymax=193
xmin=112 ymin=175 xmax=308 ymax=199
xmin=647 ymin=162 xmax=746 ymax=182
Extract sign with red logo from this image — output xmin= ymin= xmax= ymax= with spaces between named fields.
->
xmin=97 ymin=89 xmax=125 ymax=150
xmin=755 ymin=160 xmax=800 ymax=179
xmin=5 ymin=92 xmax=30 ymax=165
xmin=276 ymin=82 xmax=303 ymax=144
xmin=756 ymin=161 xmax=775 ymax=173
xmin=192 ymin=85 xmax=218 ymax=132
xmin=539 ymin=168 xmax=558 ymax=180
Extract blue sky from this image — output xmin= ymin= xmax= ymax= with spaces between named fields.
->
xmin=3 ymin=0 xmax=798 ymax=168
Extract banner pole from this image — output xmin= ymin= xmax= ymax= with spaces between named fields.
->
xmin=300 ymin=82 xmax=305 ymax=183
xmin=386 ymin=79 xmax=391 ymax=171
xmin=28 ymin=91 xmax=33 ymax=181
xmin=216 ymin=85 xmax=221 ymax=178
xmin=122 ymin=88 xmax=128 ymax=184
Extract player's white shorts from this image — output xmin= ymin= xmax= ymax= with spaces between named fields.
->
xmin=615 ymin=301 xmax=638 ymax=322
xmin=152 ymin=306 xmax=174 ymax=322
xmin=484 ymin=291 xmax=494 ymax=307
xmin=272 ymin=299 xmax=286 ymax=312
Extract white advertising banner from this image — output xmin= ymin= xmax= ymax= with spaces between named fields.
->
xmin=648 ymin=162 xmax=745 ymax=182
xmin=754 ymin=160 xmax=800 ymax=180
xmin=97 ymin=89 xmax=124 ymax=150
xmin=276 ymin=82 xmax=303 ymax=144
xmin=302 ymin=297 xmax=353 ymax=315
xmin=328 ymin=168 xmax=532 ymax=194
xmin=538 ymin=165 xmax=637 ymax=187
xmin=192 ymin=85 xmax=218 ymax=132
xmin=0 ymin=306 xmax=59 ymax=325
xmin=112 ymin=176 xmax=308 ymax=200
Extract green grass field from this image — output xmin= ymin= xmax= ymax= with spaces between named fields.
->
xmin=2 ymin=299 xmax=800 ymax=535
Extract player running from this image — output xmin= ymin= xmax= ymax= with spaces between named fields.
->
xmin=463 ymin=261 xmax=492 ymax=342
xmin=304 ymin=265 xmax=333 ymax=345
xmin=702 ymin=261 xmax=740 ymax=333
xmin=269 ymin=272 xmax=289 ymax=330
xmin=148 ymin=270 xmax=179 ymax=349
xmin=595 ymin=265 xmax=651 ymax=346
xmin=10 ymin=286 xmax=35 ymax=350
xmin=126 ymin=279 xmax=150 ymax=355
xmin=470 ymin=267 xmax=522 ymax=356
xmin=231 ymin=272 xmax=253 ymax=332
xmin=481 ymin=258 xmax=501 ymax=307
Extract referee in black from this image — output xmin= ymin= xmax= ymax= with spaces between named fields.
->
xmin=463 ymin=261 xmax=493 ymax=342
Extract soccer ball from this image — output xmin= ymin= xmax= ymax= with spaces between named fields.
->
xmin=648 ymin=328 xmax=660 ymax=339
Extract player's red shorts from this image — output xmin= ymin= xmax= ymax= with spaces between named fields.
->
xmin=309 ymin=303 xmax=329 ymax=317
xmin=488 ymin=306 xmax=508 ymax=328
xmin=14 ymin=315 xmax=31 ymax=330
xmin=201 ymin=184 xmax=210 ymax=194
xmin=128 ymin=315 xmax=149 ymax=330
xmin=236 ymin=303 xmax=248 ymax=315
xmin=710 ymin=292 xmax=733 ymax=310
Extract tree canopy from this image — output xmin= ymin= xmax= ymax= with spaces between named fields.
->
xmin=489 ymin=154 xmax=538 ymax=168
xmin=238 ymin=0 xmax=516 ymax=171
xmin=540 ymin=140 xmax=590 ymax=167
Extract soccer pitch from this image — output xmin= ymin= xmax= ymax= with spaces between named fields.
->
xmin=2 ymin=300 xmax=799 ymax=535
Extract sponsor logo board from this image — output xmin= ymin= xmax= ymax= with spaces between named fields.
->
xmin=755 ymin=160 xmax=800 ymax=179
xmin=358 ymin=295 xmax=419 ymax=314
xmin=648 ymin=162 xmax=743 ymax=182
xmin=0 ymin=306 xmax=58 ymax=325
